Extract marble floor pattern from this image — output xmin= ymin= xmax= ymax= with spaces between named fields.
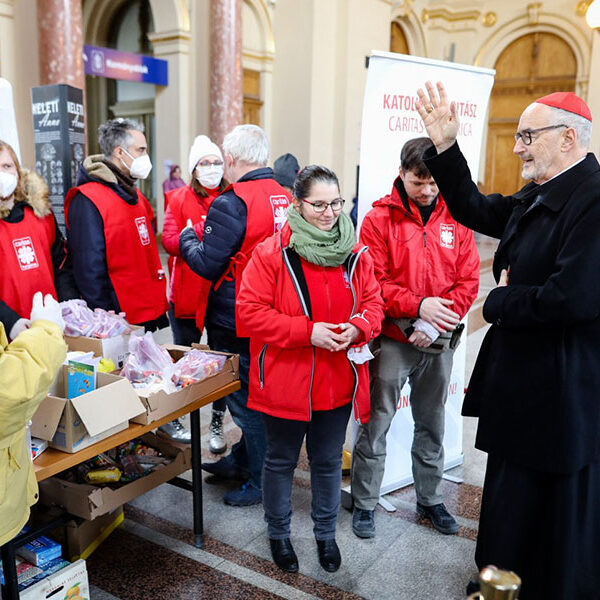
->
xmin=85 ymin=235 xmax=498 ymax=600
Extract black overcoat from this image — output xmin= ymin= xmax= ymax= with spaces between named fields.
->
xmin=425 ymin=143 xmax=600 ymax=474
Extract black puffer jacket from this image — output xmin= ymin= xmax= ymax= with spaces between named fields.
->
xmin=179 ymin=167 xmax=276 ymax=333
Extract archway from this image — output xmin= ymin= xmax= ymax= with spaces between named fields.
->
xmin=484 ymin=33 xmax=577 ymax=195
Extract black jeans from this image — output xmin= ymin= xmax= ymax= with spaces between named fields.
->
xmin=262 ymin=402 xmax=352 ymax=540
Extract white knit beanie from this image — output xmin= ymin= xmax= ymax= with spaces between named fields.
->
xmin=188 ymin=135 xmax=223 ymax=175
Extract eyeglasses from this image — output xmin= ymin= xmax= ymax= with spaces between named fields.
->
xmin=302 ymin=198 xmax=345 ymax=213
xmin=514 ymin=124 xmax=567 ymax=145
xmin=197 ymin=160 xmax=223 ymax=167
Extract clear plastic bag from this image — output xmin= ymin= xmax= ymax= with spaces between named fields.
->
xmin=172 ymin=349 xmax=227 ymax=386
xmin=120 ymin=332 xmax=177 ymax=393
xmin=60 ymin=300 xmax=132 ymax=338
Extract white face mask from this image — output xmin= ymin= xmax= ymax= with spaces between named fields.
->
xmin=120 ymin=147 xmax=152 ymax=180
xmin=0 ymin=171 xmax=17 ymax=199
xmin=195 ymin=164 xmax=224 ymax=189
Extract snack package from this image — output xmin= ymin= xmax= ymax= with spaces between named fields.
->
xmin=172 ymin=349 xmax=228 ymax=386
xmin=84 ymin=467 xmax=122 ymax=484
xmin=120 ymin=332 xmax=177 ymax=393
xmin=61 ymin=299 xmax=133 ymax=338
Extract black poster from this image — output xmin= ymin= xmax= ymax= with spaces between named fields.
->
xmin=31 ymin=84 xmax=85 ymax=234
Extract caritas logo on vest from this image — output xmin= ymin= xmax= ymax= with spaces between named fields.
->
xmin=270 ymin=195 xmax=289 ymax=232
xmin=135 ymin=217 xmax=151 ymax=246
xmin=13 ymin=237 xmax=39 ymax=270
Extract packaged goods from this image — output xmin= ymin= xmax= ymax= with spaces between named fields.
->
xmin=0 ymin=558 xmax=42 ymax=586
xmin=18 ymin=557 xmax=71 ymax=591
xmin=172 ymin=349 xmax=228 ymax=386
xmin=16 ymin=535 xmax=62 ymax=567
xmin=61 ymin=299 xmax=132 ymax=338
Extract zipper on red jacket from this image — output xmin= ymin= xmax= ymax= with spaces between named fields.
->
xmin=347 ymin=247 xmax=368 ymax=424
xmin=423 ymin=231 xmax=427 ymax=247
xmin=258 ymin=344 xmax=267 ymax=389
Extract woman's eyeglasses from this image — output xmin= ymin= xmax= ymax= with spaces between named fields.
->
xmin=197 ymin=160 xmax=224 ymax=167
xmin=302 ymin=198 xmax=345 ymax=213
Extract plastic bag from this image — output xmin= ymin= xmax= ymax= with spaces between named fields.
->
xmin=60 ymin=300 xmax=132 ymax=338
xmin=172 ymin=349 xmax=227 ymax=386
xmin=120 ymin=332 xmax=177 ymax=393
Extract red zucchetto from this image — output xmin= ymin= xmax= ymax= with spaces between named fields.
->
xmin=535 ymin=91 xmax=592 ymax=122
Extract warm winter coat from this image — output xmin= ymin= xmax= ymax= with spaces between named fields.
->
xmin=162 ymin=185 xmax=217 ymax=324
xmin=66 ymin=156 xmax=168 ymax=331
xmin=0 ymin=170 xmax=77 ymax=335
xmin=425 ymin=142 xmax=600 ymax=474
xmin=0 ymin=320 xmax=66 ymax=546
xmin=237 ymin=225 xmax=384 ymax=423
xmin=360 ymin=176 xmax=479 ymax=343
xmin=179 ymin=167 xmax=288 ymax=333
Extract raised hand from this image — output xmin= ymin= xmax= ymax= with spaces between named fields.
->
xmin=416 ymin=81 xmax=459 ymax=153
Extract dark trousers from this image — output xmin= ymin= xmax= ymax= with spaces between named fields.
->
xmin=169 ymin=306 xmax=225 ymax=412
xmin=207 ymin=326 xmax=265 ymax=488
xmin=477 ymin=454 xmax=600 ymax=600
xmin=262 ymin=402 xmax=352 ymax=540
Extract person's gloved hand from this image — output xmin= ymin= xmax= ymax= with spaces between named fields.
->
xmin=30 ymin=292 xmax=65 ymax=332
xmin=9 ymin=317 xmax=31 ymax=340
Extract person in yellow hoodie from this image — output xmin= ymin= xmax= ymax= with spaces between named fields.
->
xmin=0 ymin=292 xmax=66 ymax=546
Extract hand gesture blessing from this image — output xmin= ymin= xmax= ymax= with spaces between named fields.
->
xmin=416 ymin=81 xmax=459 ymax=154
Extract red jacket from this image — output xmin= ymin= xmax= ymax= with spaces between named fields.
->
xmin=162 ymin=185 xmax=217 ymax=323
xmin=237 ymin=225 xmax=384 ymax=423
xmin=360 ymin=177 xmax=479 ymax=343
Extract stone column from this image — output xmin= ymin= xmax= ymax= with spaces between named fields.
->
xmin=148 ymin=30 xmax=192 ymax=229
xmin=37 ymin=0 xmax=84 ymax=88
xmin=210 ymin=0 xmax=243 ymax=146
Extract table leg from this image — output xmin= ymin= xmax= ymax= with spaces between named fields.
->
xmin=1 ymin=542 xmax=19 ymax=600
xmin=190 ymin=408 xmax=203 ymax=548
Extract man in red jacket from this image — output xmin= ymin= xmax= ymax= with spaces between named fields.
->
xmin=351 ymin=137 xmax=479 ymax=537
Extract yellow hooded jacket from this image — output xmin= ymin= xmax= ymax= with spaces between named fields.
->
xmin=0 ymin=319 xmax=66 ymax=546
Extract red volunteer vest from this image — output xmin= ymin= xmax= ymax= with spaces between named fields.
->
xmin=65 ymin=182 xmax=168 ymax=325
xmin=0 ymin=207 xmax=57 ymax=319
xmin=220 ymin=178 xmax=290 ymax=335
xmin=165 ymin=185 xmax=214 ymax=324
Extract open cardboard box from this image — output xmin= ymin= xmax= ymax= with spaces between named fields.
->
xmin=31 ymin=368 xmax=145 ymax=453
xmin=65 ymin=325 xmax=143 ymax=368
xmin=130 ymin=343 xmax=239 ymax=425
xmin=19 ymin=558 xmax=89 ymax=600
xmin=38 ymin=434 xmax=191 ymax=520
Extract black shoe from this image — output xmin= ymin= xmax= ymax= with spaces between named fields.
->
xmin=201 ymin=454 xmax=249 ymax=480
xmin=316 ymin=539 xmax=341 ymax=572
xmin=269 ymin=538 xmax=299 ymax=573
xmin=416 ymin=502 xmax=459 ymax=535
xmin=352 ymin=508 xmax=375 ymax=538
xmin=466 ymin=579 xmax=480 ymax=595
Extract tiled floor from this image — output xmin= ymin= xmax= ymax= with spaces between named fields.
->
xmin=84 ymin=235 xmax=498 ymax=600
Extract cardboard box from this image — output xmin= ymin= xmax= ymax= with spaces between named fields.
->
xmin=19 ymin=559 xmax=89 ymax=600
xmin=31 ymin=369 xmax=145 ymax=453
xmin=130 ymin=344 xmax=239 ymax=425
xmin=66 ymin=506 xmax=124 ymax=561
xmin=38 ymin=434 xmax=192 ymax=520
xmin=65 ymin=325 xmax=143 ymax=368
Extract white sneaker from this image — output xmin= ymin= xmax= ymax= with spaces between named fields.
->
xmin=158 ymin=419 xmax=192 ymax=444
xmin=209 ymin=410 xmax=227 ymax=454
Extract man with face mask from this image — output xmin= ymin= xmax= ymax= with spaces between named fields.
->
xmin=179 ymin=124 xmax=291 ymax=506
xmin=65 ymin=118 xmax=168 ymax=333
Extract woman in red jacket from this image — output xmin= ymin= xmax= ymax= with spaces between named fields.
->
xmin=237 ymin=165 xmax=384 ymax=574
xmin=161 ymin=135 xmax=229 ymax=447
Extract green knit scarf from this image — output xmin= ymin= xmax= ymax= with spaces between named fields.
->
xmin=287 ymin=204 xmax=356 ymax=267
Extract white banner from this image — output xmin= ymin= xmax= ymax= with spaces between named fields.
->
xmin=357 ymin=52 xmax=494 ymax=496
xmin=0 ymin=78 xmax=21 ymax=162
